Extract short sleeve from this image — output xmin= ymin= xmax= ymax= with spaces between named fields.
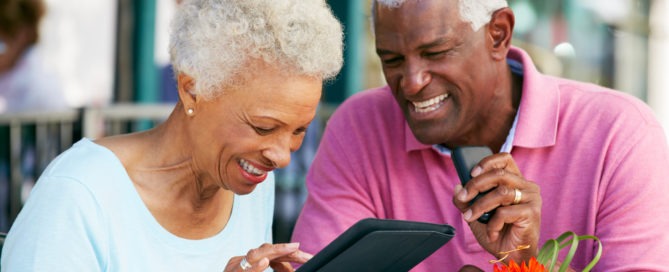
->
xmin=1 ymin=176 xmax=108 ymax=271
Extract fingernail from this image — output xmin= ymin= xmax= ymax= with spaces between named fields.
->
xmin=458 ymin=187 xmax=468 ymax=202
xmin=471 ymin=166 xmax=482 ymax=177
xmin=454 ymin=184 xmax=463 ymax=194
xmin=287 ymin=242 xmax=300 ymax=249
xmin=463 ymin=209 xmax=472 ymax=221
xmin=295 ymin=250 xmax=314 ymax=263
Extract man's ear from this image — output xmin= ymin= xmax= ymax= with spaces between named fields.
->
xmin=177 ymin=72 xmax=197 ymax=115
xmin=486 ymin=7 xmax=515 ymax=61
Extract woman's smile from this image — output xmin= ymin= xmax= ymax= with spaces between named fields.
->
xmin=237 ymin=158 xmax=270 ymax=184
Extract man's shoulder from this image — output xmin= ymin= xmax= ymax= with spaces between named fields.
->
xmin=342 ymin=85 xmax=396 ymax=108
xmin=330 ymin=85 xmax=402 ymax=124
xmin=321 ymin=85 xmax=408 ymax=148
xmin=554 ymin=77 xmax=658 ymax=125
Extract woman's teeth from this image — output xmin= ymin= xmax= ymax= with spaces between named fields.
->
xmin=239 ymin=159 xmax=265 ymax=176
xmin=413 ymin=94 xmax=449 ymax=113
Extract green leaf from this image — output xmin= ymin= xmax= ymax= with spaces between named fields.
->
xmin=537 ymin=239 xmax=559 ymax=271
xmin=537 ymin=231 xmax=603 ymax=271
xmin=555 ymin=231 xmax=578 ymax=272
xmin=579 ymin=235 xmax=602 ymax=272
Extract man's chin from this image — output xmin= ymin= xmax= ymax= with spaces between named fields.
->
xmin=410 ymin=128 xmax=447 ymax=146
xmin=415 ymin=136 xmax=444 ymax=146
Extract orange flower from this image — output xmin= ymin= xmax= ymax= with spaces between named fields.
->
xmin=493 ymin=257 xmax=547 ymax=272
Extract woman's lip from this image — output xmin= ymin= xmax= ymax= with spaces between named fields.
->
xmin=237 ymin=163 xmax=268 ymax=184
xmin=244 ymin=159 xmax=274 ymax=172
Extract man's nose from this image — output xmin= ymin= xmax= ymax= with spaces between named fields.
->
xmin=400 ymin=62 xmax=431 ymax=96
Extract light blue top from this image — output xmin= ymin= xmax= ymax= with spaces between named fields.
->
xmin=1 ymin=138 xmax=275 ymax=271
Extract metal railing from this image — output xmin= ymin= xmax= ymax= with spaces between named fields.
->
xmin=0 ymin=103 xmax=175 ymax=227
xmin=0 ymin=109 xmax=80 ymax=223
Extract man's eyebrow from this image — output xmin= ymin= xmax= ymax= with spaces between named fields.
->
xmin=417 ymin=38 xmax=448 ymax=51
xmin=376 ymin=37 xmax=450 ymax=55
xmin=376 ymin=48 xmax=396 ymax=55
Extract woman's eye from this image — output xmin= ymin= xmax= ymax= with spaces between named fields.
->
xmin=253 ymin=126 xmax=275 ymax=135
xmin=293 ymin=127 xmax=307 ymax=136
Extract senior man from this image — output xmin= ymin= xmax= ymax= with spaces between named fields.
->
xmin=292 ymin=0 xmax=669 ymax=271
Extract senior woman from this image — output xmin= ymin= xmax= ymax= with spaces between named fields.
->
xmin=0 ymin=0 xmax=342 ymax=271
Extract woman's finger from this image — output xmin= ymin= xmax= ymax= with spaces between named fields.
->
xmin=245 ymin=243 xmax=300 ymax=264
xmin=271 ymin=249 xmax=314 ymax=264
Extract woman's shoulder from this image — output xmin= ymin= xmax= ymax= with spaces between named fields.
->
xmin=39 ymin=138 xmax=130 ymax=193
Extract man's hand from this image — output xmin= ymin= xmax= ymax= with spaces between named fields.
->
xmin=452 ymin=152 xmax=541 ymax=264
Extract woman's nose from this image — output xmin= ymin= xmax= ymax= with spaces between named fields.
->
xmin=262 ymin=137 xmax=292 ymax=169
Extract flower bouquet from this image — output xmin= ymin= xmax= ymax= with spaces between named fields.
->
xmin=493 ymin=231 xmax=602 ymax=272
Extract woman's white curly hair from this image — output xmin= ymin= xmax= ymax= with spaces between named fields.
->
xmin=170 ymin=0 xmax=343 ymax=100
xmin=374 ymin=0 xmax=508 ymax=31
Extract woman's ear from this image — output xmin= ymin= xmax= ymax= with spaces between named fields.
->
xmin=177 ymin=72 xmax=197 ymax=116
xmin=486 ymin=7 xmax=515 ymax=60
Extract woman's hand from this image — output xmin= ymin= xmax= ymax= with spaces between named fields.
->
xmin=224 ymin=243 xmax=313 ymax=272
xmin=452 ymin=152 xmax=542 ymax=264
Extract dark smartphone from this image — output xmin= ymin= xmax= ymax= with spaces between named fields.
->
xmin=451 ymin=146 xmax=495 ymax=224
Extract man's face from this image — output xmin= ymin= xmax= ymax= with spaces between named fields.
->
xmin=374 ymin=0 xmax=504 ymax=146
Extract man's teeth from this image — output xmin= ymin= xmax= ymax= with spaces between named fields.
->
xmin=413 ymin=94 xmax=449 ymax=113
xmin=239 ymin=159 xmax=266 ymax=176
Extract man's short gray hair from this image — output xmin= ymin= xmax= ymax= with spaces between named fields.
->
xmin=169 ymin=0 xmax=343 ymax=100
xmin=374 ymin=0 xmax=508 ymax=31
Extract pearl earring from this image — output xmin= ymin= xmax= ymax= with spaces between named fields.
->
xmin=187 ymin=108 xmax=194 ymax=115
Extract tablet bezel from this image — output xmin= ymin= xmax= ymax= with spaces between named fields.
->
xmin=297 ymin=218 xmax=455 ymax=272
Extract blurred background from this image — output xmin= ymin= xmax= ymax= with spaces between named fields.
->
xmin=1 ymin=0 xmax=668 ymax=242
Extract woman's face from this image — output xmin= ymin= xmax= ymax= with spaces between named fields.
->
xmin=185 ymin=66 xmax=322 ymax=195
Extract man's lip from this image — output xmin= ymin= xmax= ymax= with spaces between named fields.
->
xmin=407 ymin=97 xmax=449 ymax=120
xmin=409 ymin=93 xmax=450 ymax=107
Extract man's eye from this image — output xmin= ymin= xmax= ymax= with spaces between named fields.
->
xmin=425 ymin=50 xmax=447 ymax=58
xmin=382 ymin=57 xmax=403 ymax=66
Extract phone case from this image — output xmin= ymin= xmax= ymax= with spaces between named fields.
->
xmin=297 ymin=218 xmax=455 ymax=272
xmin=452 ymin=146 xmax=495 ymax=223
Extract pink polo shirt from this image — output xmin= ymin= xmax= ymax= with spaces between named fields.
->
xmin=292 ymin=47 xmax=669 ymax=271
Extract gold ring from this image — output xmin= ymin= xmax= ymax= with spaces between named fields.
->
xmin=513 ymin=188 xmax=522 ymax=205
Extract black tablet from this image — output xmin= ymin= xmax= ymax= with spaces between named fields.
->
xmin=297 ymin=218 xmax=456 ymax=272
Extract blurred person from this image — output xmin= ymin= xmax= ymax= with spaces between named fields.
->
xmin=0 ymin=0 xmax=68 ymax=232
xmin=0 ymin=0 xmax=67 ymax=112
xmin=292 ymin=0 xmax=669 ymax=271
xmin=1 ymin=0 xmax=343 ymax=271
